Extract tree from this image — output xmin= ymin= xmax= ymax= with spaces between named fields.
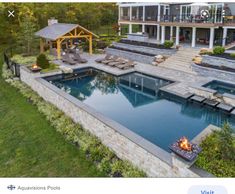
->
xmin=17 ymin=6 xmax=38 ymax=55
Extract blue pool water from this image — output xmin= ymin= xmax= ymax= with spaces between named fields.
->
xmin=46 ymin=68 xmax=235 ymax=152
xmin=204 ymin=80 xmax=235 ymax=95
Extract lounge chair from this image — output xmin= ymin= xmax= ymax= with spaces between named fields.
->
xmin=108 ymin=58 xmax=127 ymax=67
xmin=62 ymin=54 xmax=77 ymax=65
xmin=116 ymin=61 xmax=136 ymax=69
xmin=102 ymin=55 xmax=119 ymax=64
xmin=95 ymin=54 xmax=112 ymax=63
xmin=73 ymin=53 xmax=87 ymax=63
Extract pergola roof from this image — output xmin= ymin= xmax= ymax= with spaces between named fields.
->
xmin=35 ymin=23 xmax=98 ymax=40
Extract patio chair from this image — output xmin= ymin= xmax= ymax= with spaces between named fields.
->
xmin=73 ymin=53 xmax=88 ymax=63
xmin=95 ymin=54 xmax=112 ymax=63
xmin=116 ymin=61 xmax=136 ymax=70
xmin=108 ymin=58 xmax=127 ymax=67
xmin=102 ymin=55 xmax=119 ymax=64
xmin=62 ymin=53 xmax=77 ymax=65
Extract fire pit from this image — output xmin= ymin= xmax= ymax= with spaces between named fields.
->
xmin=170 ymin=137 xmax=202 ymax=162
xmin=30 ymin=64 xmax=42 ymax=73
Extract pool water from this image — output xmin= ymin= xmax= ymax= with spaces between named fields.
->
xmin=204 ymin=80 xmax=235 ymax=95
xmin=46 ymin=68 xmax=235 ymax=152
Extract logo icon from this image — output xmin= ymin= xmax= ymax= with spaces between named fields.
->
xmin=200 ymin=10 xmax=210 ymax=18
xmin=8 ymin=10 xmax=15 ymax=18
xmin=7 ymin=185 xmax=16 ymax=191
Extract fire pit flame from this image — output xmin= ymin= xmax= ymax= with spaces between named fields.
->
xmin=32 ymin=64 xmax=38 ymax=69
xmin=178 ymin=137 xmax=192 ymax=152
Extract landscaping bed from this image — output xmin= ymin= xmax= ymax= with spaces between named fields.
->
xmin=207 ymin=53 xmax=235 ymax=61
xmin=195 ymin=124 xmax=235 ymax=177
xmin=120 ymin=39 xmax=174 ymax=49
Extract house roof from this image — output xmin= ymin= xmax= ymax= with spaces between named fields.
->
xmin=35 ymin=23 xmax=98 ymax=40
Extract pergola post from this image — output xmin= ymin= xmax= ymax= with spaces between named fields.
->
xmin=89 ymin=35 xmax=92 ymax=55
xmin=57 ymin=39 xmax=61 ymax=59
xmin=70 ymin=39 xmax=73 ymax=47
xmin=40 ymin=38 xmax=44 ymax=53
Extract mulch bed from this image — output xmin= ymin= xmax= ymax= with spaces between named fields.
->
xmin=207 ymin=53 xmax=235 ymax=61
xmin=120 ymin=39 xmax=173 ymax=50
xmin=195 ymin=62 xmax=235 ymax=73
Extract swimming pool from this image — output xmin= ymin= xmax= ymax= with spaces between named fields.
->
xmin=203 ymin=80 xmax=235 ymax=96
xmin=45 ymin=68 xmax=235 ymax=152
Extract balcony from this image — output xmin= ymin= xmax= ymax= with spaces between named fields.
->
xmin=159 ymin=14 xmax=226 ymax=27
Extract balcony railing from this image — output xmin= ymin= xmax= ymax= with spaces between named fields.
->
xmin=160 ymin=14 xmax=224 ymax=24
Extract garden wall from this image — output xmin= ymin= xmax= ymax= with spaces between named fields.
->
xmin=192 ymin=63 xmax=235 ymax=82
xmin=20 ymin=66 xmax=201 ymax=177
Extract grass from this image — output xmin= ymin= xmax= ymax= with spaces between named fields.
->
xmin=0 ymin=45 xmax=105 ymax=177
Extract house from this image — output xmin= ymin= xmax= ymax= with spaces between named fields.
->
xmin=118 ymin=2 xmax=235 ymax=48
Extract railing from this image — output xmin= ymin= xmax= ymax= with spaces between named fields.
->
xmin=3 ymin=49 xmax=21 ymax=77
xmin=3 ymin=46 xmax=39 ymax=77
xmin=160 ymin=14 xmax=225 ymax=24
xmin=160 ymin=14 xmax=235 ymax=24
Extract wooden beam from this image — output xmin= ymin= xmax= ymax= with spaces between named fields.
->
xmin=70 ymin=38 xmax=73 ymax=47
xmin=89 ymin=35 xmax=92 ymax=55
xmin=60 ymin=35 xmax=90 ymax=39
xmin=40 ymin=38 xmax=44 ymax=53
xmin=57 ymin=39 xmax=61 ymax=59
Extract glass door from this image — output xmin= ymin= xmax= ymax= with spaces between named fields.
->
xmin=181 ymin=5 xmax=191 ymax=22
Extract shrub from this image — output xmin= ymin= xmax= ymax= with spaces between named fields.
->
xmin=36 ymin=53 xmax=49 ymax=69
xmin=230 ymin=53 xmax=235 ymax=58
xmin=164 ymin=40 xmax=174 ymax=48
xmin=196 ymin=123 xmax=235 ymax=177
xmin=213 ymin=46 xmax=225 ymax=55
xmin=216 ymin=123 xmax=235 ymax=161
xmin=11 ymin=54 xmax=36 ymax=66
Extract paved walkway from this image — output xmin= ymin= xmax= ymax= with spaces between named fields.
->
xmin=53 ymin=52 xmax=212 ymax=98
xmin=158 ymin=47 xmax=200 ymax=75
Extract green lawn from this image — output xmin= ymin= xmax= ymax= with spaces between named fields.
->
xmin=0 ymin=46 xmax=105 ymax=177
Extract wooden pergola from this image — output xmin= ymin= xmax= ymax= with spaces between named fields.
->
xmin=35 ymin=23 xmax=99 ymax=59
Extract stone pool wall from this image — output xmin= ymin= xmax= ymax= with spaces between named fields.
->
xmin=192 ymin=62 xmax=235 ymax=82
xmin=20 ymin=66 xmax=203 ymax=177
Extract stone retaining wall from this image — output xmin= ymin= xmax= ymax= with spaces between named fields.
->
xmin=105 ymin=48 xmax=154 ymax=64
xmin=20 ymin=66 xmax=204 ymax=177
xmin=202 ymin=55 xmax=235 ymax=69
xmin=112 ymin=42 xmax=176 ymax=56
xmin=192 ymin=63 xmax=235 ymax=82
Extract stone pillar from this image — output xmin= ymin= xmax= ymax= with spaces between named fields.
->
xmin=161 ymin=25 xmax=165 ymax=44
xmin=222 ymin=27 xmax=228 ymax=47
xmin=142 ymin=24 xmax=145 ymax=33
xmin=192 ymin=27 xmax=196 ymax=47
xmin=130 ymin=6 xmax=132 ymax=21
xmin=170 ymin=26 xmax=173 ymax=41
xmin=143 ymin=6 xmax=145 ymax=22
xmin=176 ymin=26 xmax=180 ymax=46
xmin=209 ymin=27 xmax=215 ymax=49
xmin=157 ymin=25 xmax=160 ymax=42
xmin=129 ymin=23 xmax=132 ymax=34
